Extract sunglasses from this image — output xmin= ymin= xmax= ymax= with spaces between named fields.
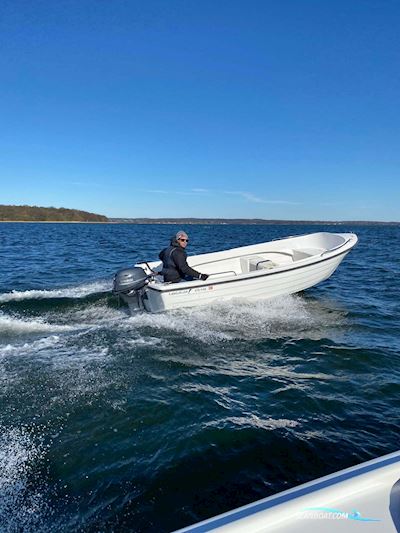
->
xmin=178 ymin=238 xmax=189 ymax=242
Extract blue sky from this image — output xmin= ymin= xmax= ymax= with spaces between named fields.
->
xmin=1 ymin=0 xmax=399 ymax=220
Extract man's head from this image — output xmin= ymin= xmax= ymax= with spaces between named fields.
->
xmin=175 ymin=230 xmax=189 ymax=248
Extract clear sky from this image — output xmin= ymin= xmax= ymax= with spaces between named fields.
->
xmin=1 ymin=0 xmax=399 ymax=220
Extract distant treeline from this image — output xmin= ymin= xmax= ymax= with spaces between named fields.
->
xmin=0 ymin=205 xmax=108 ymax=222
xmin=1 ymin=208 xmax=397 ymax=224
xmin=109 ymin=217 xmax=399 ymax=226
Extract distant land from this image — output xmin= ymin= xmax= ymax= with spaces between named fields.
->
xmin=0 ymin=206 xmax=398 ymax=225
xmin=110 ymin=217 xmax=399 ymax=226
xmin=0 ymin=205 xmax=108 ymax=222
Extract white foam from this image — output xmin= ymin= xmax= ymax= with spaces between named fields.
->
xmin=0 ymin=335 xmax=62 ymax=359
xmin=57 ymin=303 xmax=126 ymax=325
xmin=52 ymin=345 xmax=110 ymax=365
xmin=0 ymin=426 xmax=49 ymax=530
xmin=121 ymin=337 xmax=166 ymax=347
xmin=0 ymin=312 xmax=76 ymax=336
xmin=195 ymin=358 xmax=334 ymax=381
xmin=0 ymin=279 xmax=111 ymax=303
xmin=47 ymin=348 xmax=117 ymax=405
xmin=207 ymin=414 xmax=299 ymax=430
xmin=125 ymin=308 xmax=232 ymax=343
xmin=123 ymin=295 xmax=339 ymax=343
xmin=0 ymin=427 xmax=39 ymax=487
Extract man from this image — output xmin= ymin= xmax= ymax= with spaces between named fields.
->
xmin=159 ymin=230 xmax=209 ymax=283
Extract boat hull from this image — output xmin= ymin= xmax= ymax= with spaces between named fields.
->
xmin=138 ymin=252 xmax=346 ymax=312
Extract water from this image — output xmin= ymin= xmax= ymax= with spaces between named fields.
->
xmin=0 ymin=223 xmax=399 ymax=532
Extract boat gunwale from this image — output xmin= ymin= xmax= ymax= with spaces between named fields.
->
xmin=146 ymin=237 xmax=357 ymax=294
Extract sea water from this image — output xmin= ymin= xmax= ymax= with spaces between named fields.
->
xmin=0 ymin=223 xmax=399 ymax=532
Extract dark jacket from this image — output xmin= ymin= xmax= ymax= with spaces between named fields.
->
xmin=159 ymin=241 xmax=202 ymax=283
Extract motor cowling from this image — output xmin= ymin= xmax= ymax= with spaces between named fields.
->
xmin=113 ymin=267 xmax=149 ymax=295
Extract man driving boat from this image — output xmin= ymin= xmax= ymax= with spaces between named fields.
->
xmin=159 ymin=231 xmax=209 ymax=283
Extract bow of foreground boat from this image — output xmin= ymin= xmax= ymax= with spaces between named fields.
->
xmin=174 ymin=450 xmax=400 ymax=532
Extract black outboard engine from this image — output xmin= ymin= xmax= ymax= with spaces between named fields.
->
xmin=113 ymin=267 xmax=149 ymax=295
xmin=113 ymin=267 xmax=150 ymax=309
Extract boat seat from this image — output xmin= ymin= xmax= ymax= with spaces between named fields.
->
xmin=240 ymin=255 xmax=276 ymax=273
xmin=292 ymin=248 xmax=324 ymax=261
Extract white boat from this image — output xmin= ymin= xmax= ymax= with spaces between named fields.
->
xmin=113 ymin=232 xmax=358 ymax=313
xmin=173 ymin=449 xmax=400 ymax=532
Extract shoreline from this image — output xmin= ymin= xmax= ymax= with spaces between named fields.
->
xmin=0 ymin=220 xmax=399 ymax=226
xmin=0 ymin=220 xmax=110 ymax=224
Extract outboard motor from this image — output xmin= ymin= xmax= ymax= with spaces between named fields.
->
xmin=113 ymin=267 xmax=149 ymax=294
xmin=113 ymin=267 xmax=150 ymax=310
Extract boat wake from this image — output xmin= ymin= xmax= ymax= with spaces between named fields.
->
xmin=0 ymin=335 xmax=64 ymax=360
xmin=0 ymin=288 xmax=348 ymax=357
xmin=0 ymin=279 xmax=112 ymax=303
xmin=0 ymin=311 xmax=78 ymax=337
xmin=124 ymin=295 xmax=347 ymax=343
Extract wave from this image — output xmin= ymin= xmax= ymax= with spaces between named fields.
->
xmin=0 ymin=335 xmax=63 ymax=359
xmin=0 ymin=312 xmax=76 ymax=336
xmin=54 ymin=303 xmax=127 ymax=326
xmin=0 ymin=279 xmax=112 ymax=303
xmin=206 ymin=415 xmax=300 ymax=431
xmin=123 ymin=295 xmax=346 ymax=343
